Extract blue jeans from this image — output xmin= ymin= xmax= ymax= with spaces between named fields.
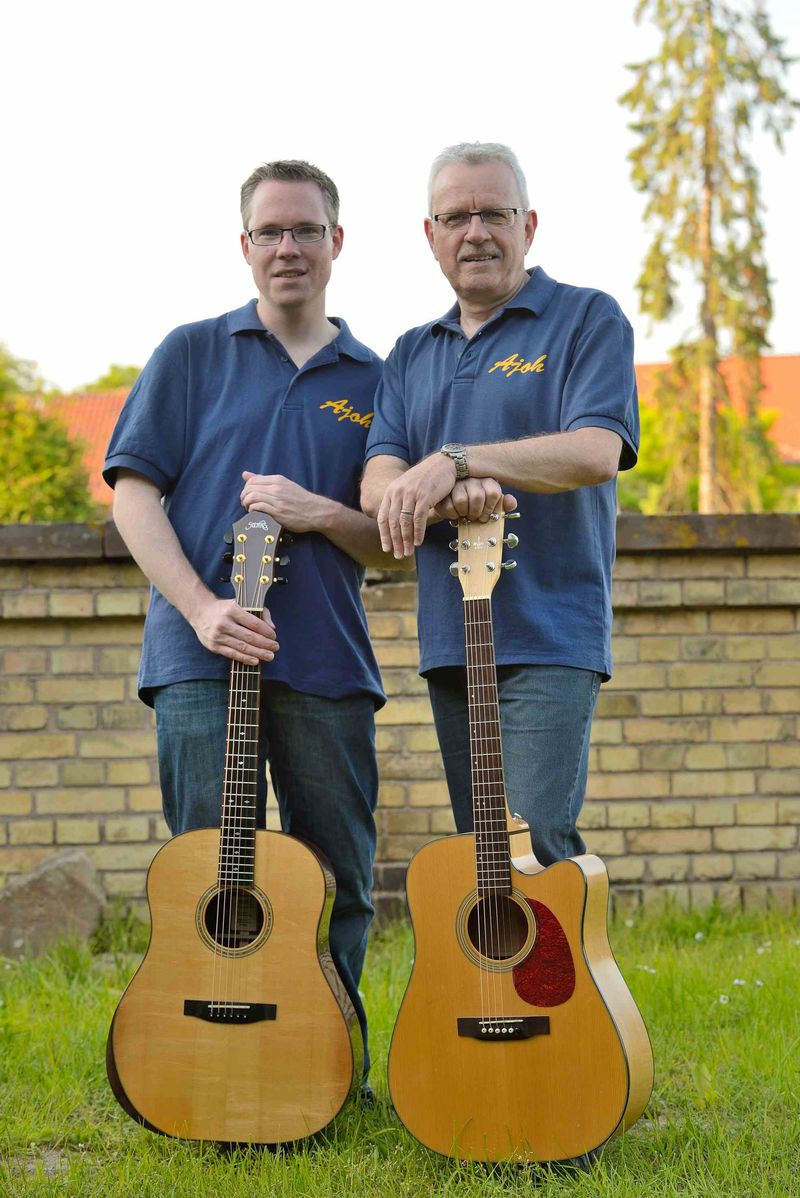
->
xmin=426 ymin=665 xmax=601 ymax=866
xmin=152 ymin=679 xmax=378 ymax=1077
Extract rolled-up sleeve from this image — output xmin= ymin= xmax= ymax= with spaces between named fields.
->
xmin=561 ymin=299 xmax=639 ymax=471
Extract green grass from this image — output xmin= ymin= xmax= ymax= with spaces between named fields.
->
xmin=1 ymin=905 xmax=798 ymax=1196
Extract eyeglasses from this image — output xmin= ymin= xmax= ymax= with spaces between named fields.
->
xmin=431 ymin=208 xmax=525 ymax=231
xmin=247 ymin=223 xmax=332 ymax=246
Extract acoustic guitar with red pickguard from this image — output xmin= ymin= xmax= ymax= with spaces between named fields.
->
xmin=387 ymin=511 xmax=653 ymax=1163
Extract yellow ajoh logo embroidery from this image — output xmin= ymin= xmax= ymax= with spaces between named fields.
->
xmin=319 ymin=398 xmax=373 ymax=428
xmin=488 ymin=353 xmax=547 ymax=378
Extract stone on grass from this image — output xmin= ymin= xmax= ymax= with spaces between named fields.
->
xmin=0 ymin=849 xmax=107 ymax=957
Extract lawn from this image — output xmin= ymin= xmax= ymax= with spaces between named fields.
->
xmin=1 ymin=904 xmax=798 ymax=1197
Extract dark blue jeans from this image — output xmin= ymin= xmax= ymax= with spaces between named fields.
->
xmin=427 ymin=664 xmax=601 ymax=865
xmin=152 ymin=679 xmax=378 ymax=1077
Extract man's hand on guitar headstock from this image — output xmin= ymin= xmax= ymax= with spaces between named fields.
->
xmin=189 ymin=595 xmax=279 ymax=667
xmin=432 ymin=479 xmax=518 ymax=524
xmin=240 ymin=471 xmax=324 ymax=533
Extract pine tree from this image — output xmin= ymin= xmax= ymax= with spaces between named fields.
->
xmin=621 ymin=0 xmax=797 ymax=512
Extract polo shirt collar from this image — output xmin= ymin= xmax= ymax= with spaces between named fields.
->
xmin=226 ymin=300 xmax=372 ymax=362
xmin=431 ymin=266 xmax=557 ymax=336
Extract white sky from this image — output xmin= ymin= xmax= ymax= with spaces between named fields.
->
xmin=2 ymin=0 xmax=798 ymax=392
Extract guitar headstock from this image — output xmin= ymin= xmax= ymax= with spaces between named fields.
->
xmin=449 ymin=512 xmax=519 ymax=599
xmin=226 ymin=512 xmax=287 ymax=612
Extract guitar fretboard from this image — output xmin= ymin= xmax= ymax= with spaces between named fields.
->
xmin=219 ymin=658 xmax=260 ymax=887
xmin=465 ymin=597 xmax=511 ymax=897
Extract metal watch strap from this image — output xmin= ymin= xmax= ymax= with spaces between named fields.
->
xmin=440 ymin=443 xmax=469 ymax=480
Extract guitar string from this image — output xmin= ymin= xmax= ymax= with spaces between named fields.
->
xmin=474 ymin=595 xmax=503 ymax=1029
xmin=213 ymin=642 xmax=243 ymax=1013
xmin=475 ymin=596 xmax=502 ymax=1028
xmin=467 ymin=583 xmax=512 ymax=1031
xmin=228 ymin=547 xmax=268 ymax=1017
xmin=482 ymin=594 xmax=512 ymax=1029
xmin=229 ymin=548 xmax=270 ymax=1015
xmin=465 ymin=596 xmax=489 ymax=1028
xmin=467 ymin=594 xmax=501 ymax=1028
xmin=211 ymin=658 xmax=237 ymax=1015
xmin=212 ymin=538 xmax=269 ymax=1017
xmin=462 ymin=599 xmax=488 ymax=1030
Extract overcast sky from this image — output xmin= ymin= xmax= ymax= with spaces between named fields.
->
xmin=2 ymin=0 xmax=798 ymax=391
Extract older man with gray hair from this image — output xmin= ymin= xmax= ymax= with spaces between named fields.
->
xmin=361 ymin=141 xmax=639 ymax=868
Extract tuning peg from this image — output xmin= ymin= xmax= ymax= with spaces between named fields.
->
xmin=279 ymin=532 xmax=294 ymax=546
xmin=222 ymin=551 xmax=233 ymax=563
xmin=448 ymin=539 xmax=459 ymax=551
xmin=277 ymin=555 xmax=290 ymax=566
xmin=273 ymin=576 xmax=288 ymax=585
xmin=223 ymin=532 xmax=234 ymax=544
xmin=505 ymin=512 xmax=521 ymax=520
xmin=503 ymin=533 xmax=519 ymax=549
xmin=449 ymin=562 xmax=460 ymax=577
xmin=501 ymin=559 xmax=517 ymax=571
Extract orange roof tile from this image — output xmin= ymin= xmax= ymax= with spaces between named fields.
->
xmin=44 ymin=389 xmax=128 ymax=506
xmin=635 ymin=354 xmax=800 ymax=462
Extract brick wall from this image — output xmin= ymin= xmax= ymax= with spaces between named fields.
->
xmin=1 ymin=516 xmax=798 ymax=916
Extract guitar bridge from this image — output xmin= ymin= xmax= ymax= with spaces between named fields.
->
xmin=183 ymin=1000 xmax=276 ymax=1024
xmin=457 ymin=1016 xmax=550 ymax=1041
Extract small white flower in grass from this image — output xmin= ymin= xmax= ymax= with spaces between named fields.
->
xmin=694 ymin=931 xmax=704 ymax=941
xmin=624 ymin=919 xmax=634 ymax=928
xmin=718 ymin=994 xmax=730 ymax=1004
xmin=732 ymin=979 xmax=746 ymax=986
xmin=755 ymin=979 xmax=764 ymax=987
xmin=635 ymin=964 xmax=657 ymax=974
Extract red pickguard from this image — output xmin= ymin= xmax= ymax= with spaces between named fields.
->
xmin=512 ymin=899 xmax=575 ymax=1007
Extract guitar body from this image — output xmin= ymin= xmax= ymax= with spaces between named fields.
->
xmin=107 ymin=827 xmax=361 ymax=1144
xmin=389 ymin=834 xmax=653 ymax=1162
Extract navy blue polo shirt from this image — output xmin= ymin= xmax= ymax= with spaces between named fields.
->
xmin=365 ymin=267 xmax=639 ymax=679
xmin=104 ymin=300 xmax=385 ymax=707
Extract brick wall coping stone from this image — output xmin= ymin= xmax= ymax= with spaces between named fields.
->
xmin=1 ymin=515 xmax=799 ymax=563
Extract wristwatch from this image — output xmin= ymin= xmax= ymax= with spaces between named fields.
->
xmin=440 ymin=442 xmax=469 ymax=480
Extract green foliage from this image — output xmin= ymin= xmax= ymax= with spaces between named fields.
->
xmin=82 ymin=364 xmax=140 ymax=392
xmin=0 ymin=393 xmax=100 ymax=523
xmin=619 ymin=354 xmax=799 ymax=513
xmin=621 ymin=0 xmax=798 ymax=512
xmin=0 ymin=342 xmax=39 ymax=400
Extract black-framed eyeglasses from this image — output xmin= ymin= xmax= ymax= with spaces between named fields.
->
xmin=247 ymin=223 xmax=333 ymax=246
xmin=431 ymin=208 xmax=525 ymax=231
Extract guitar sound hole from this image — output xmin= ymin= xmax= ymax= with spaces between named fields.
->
xmin=203 ymin=887 xmax=265 ymax=950
xmin=467 ymin=895 xmax=530 ymax=961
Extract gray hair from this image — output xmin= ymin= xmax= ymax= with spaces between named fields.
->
xmin=240 ymin=159 xmax=340 ymax=229
xmin=427 ymin=142 xmax=529 ymax=214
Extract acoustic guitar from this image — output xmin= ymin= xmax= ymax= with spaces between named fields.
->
xmin=107 ymin=511 xmax=362 ymax=1143
xmin=387 ymin=511 xmax=653 ymax=1163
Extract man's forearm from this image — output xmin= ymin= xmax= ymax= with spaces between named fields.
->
xmin=113 ymin=475 xmax=215 ymax=625
xmin=464 ymin=427 xmax=621 ymax=492
xmin=316 ymin=497 xmax=413 ymax=570
xmin=113 ymin=471 xmax=278 ymax=665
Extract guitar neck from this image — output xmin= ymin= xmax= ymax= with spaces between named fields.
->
xmin=464 ymin=597 xmax=511 ymax=897
xmin=219 ymin=658 xmax=261 ymax=887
